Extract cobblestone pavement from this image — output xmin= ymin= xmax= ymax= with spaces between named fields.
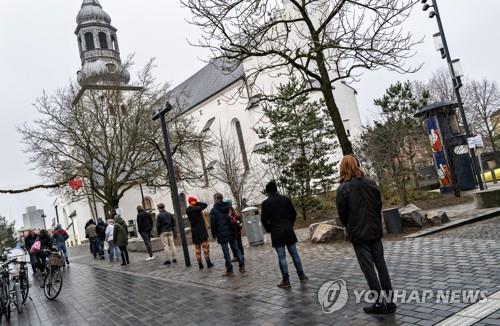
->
xmin=5 ymin=218 xmax=500 ymax=325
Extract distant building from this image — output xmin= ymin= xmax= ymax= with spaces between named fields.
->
xmin=22 ymin=206 xmax=45 ymax=230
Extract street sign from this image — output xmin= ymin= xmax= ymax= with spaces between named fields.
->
xmin=467 ymin=135 xmax=484 ymax=149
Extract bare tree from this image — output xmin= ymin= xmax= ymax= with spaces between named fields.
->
xmin=182 ymin=0 xmax=421 ymax=155
xmin=208 ymin=128 xmax=265 ymax=212
xmin=19 ymin=61 xmax=205 ymax=217
xmin=466 ymin=79 xmax=500 ymax=151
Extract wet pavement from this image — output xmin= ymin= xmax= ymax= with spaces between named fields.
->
xmin=4 ymin=218 xmax=500 ymax=325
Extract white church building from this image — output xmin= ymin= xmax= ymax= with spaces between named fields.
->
xmin=55 ymin=0 xmax=363 ymax=246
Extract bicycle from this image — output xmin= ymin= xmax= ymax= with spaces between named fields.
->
xmin=0 ymin=258 xmax=19 ymax=321
xmin=40 ymin=249 xmax=64 ymax=300
xmin=5 ymin=248 xmax=29 ymax=306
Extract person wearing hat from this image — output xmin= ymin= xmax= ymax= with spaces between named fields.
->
xmin=186 ymin=196 xmax=213 ymax=269
xmin=261 ymin=180 xmax=307 ymax=288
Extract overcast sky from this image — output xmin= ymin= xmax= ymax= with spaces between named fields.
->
xmin=1 ymin=0 xmax=499 ymax=226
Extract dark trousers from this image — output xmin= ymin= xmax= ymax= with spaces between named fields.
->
xmin=140 ymin=231 xmax=153 ymax=257
xmin=119 ymin=246 xmax=130 ymax=264
xmin=353 ymin=240 xmax=393 ymax=303
xmin=231 ymin=233 xmax=245 ymax=257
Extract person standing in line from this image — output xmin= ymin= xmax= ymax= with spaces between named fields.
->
xmin=85 ymin=219 xmax=104 ymax=259
xmin=136 ymin=205 xmax=155 ymax=261
xmin=24 ymin=230 xmax=38 ymax=274
xmin=36 ymin=229 xmax=53 ymax=274
xmin=114 ymin=216 xmax=130 ymax=266
xmin=156 ymin=203 xmax=177 ymax=265
xmin=336 ymin=155 xmax=396 ymax=314
xmin=105 ymin=219 xmax=120 ymax=262
xmin=224 ymin=198 xmax=244 ymax=262
xmin=53 ymin=224 xmax=70 ymax=265
xmin=96 ymin=218 xmax=107 ymax=254
xmin=261 ymin=180 xmax=307 ymax=288
xmin=186 ymin=196 xmax=214 ymax=270
xmin=210 ymin=193 xmax=245 ymax=276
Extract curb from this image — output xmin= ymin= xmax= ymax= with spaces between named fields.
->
xmin=405 ymin=208 xmax=500 ymax=238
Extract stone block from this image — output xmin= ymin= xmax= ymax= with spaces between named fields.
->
xmin=425 ymin=210 xmax=450 ymax=225
xmin=309 ymin=220 xmax=337 ymax=239
xmin=311 ymin=224 xmax=345 ymax=243
xmin=399 ymin=204 xmax=426 ymax=228
xmin=474 ymin=189 xmax=500 ymax=209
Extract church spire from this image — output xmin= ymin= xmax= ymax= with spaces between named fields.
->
xmin=75 ymin=0 xmax=129 ymax=86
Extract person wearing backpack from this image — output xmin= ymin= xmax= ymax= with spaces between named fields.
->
xmin=53 ymin=224 xmax=70 ymax=265
xmin=224 ymin=198 xmax=244 ymax=261
xmin=210 ymin=193 xmax=245 ymax=276
xmin=86 ymin=219 xmax=104 ymax=259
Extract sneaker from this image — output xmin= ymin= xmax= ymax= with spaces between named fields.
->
xmin=386 ymin=303 xmax=397 ymax=313
xmin=164 ymin=260 xmax=171 ymax=265
xmin=198 ymin=261 xmax=204 ymax=270
xmin=277 ymin=280 xmax=291 ymax=289
xmin=239 ymin=266 xmax=245 ymax=273
xmin=299 ymin=274 xmax=308 ymax=281
xmin=121 ymin=262 xmax=127 ymax=266
xmin=363 ymin=303 xmax=387 ymax=314
xmin=206 ymin=260 xmax=214 ymax=268
xmin=223 ymin=271 xmax=234 ymax=277
xmin=145 ymin=256 xmax=155 ymax=261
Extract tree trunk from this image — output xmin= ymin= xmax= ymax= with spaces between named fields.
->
xmin=315 ymin=55 xmax=353 ymax=155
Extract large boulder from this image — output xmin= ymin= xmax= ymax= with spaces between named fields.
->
xmin=425 ymin=210 xmax=450 ymax=225
xmin=309 ymin=220 xmax=337 ymax=239
xmin=311 ymin=224 xmax=345 ymax=243
xmin=399 ymin=204 xmax=426 ymax=228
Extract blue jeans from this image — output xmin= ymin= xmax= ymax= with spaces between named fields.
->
xmin=56 ymin=243 xmax=69 ymax=263
xmin=221 ymin=240 xmax=244 ymax=272
xmin=275 ymin=243 xmax=304 ymax=281
xmin=107 ymin=241 xmax=121 ymax=261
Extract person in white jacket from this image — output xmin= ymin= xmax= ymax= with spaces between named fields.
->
xmin=105 ymin=219 xmax=121 ymax=262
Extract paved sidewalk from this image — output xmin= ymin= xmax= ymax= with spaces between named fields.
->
xmin=67 ymin=218 xmax=500 ymax=326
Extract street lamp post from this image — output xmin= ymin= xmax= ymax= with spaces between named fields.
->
xmin=153 ymin=102 xmax=191 ymax=267
xmin=41 ymin=214 xmax=47 ymax=229
xmin=423 ymin=0 xmax=485 ymax=191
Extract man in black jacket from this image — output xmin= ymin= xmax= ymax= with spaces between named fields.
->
xmin=156 ymin=203 xmax=177 ymax=265
xmin=336 ymin=155 xmax=395 ymax=314
xmin=261 ymin=181 xmax=307 ymax=288
xmin=137 ymin=205 xmax=154 ymax=261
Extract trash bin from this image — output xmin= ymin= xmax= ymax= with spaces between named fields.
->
xmin=382 ymin=208 xmax=403 ymax=234
xmin=241 ymin=207 xmax=264 ymax=246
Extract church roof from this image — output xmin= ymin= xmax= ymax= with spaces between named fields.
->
xmin=167 ymin=59 xmax=245 ymax=113
xmin=77 ymin=0 xmax=111 ymax=25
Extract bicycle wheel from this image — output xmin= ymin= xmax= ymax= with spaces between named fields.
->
xmin=1 ymin=283 xmax=10 ymax=321
xmin=13 ymin=282 xmax=22 ymax=313
xmin=43 ymin=268 xmax=63 ymax=300
xmin=20 ymin=273 xmax=29 ymax=304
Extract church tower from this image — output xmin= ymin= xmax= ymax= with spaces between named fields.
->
xmin=75 ymin=0 xmax=130 ymax=86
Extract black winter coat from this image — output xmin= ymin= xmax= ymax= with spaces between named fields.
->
xmin=137 ymin=211 xmax=152 ymax=234
xmin=25 ymin=235 xmax=36 ymax=251
xmin=96 ymin=220 xmax=107 ymax=241
xmin=261 ymin=193 xmax=298 ymax=248
xmin=156 ymin=210 xmax=175 ymax=234
xmin=336 ymin=177 xmax=383 ymax=244
xmin=186 ymin=203 xmax=209 ymax=245
xmin=210 ymin=202 xmax=235 ymax=244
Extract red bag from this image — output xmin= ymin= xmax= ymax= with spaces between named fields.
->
xmin=29 ymin=240 xmax=41 ymax=254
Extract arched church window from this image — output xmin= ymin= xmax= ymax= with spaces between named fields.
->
xmin=179 ymin=193 xmax=188 ymax=215
xmin=84 ymin=32 xmax=95 ymax=50
xmin=111 ymin=35 xmax=118 ymax=51
xmin=233 ymin=119 xmax=250 ymax=172
xmin=143 ymin=197 xmax=153 ymax=210
xmin=99 ymin=32 xmax=108 ymax=49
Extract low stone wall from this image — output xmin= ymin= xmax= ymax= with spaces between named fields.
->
xmin=128 ymin=237 xmax=164 ymax=252
xmin=475 ymin=189 xmax=500 ymax=209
